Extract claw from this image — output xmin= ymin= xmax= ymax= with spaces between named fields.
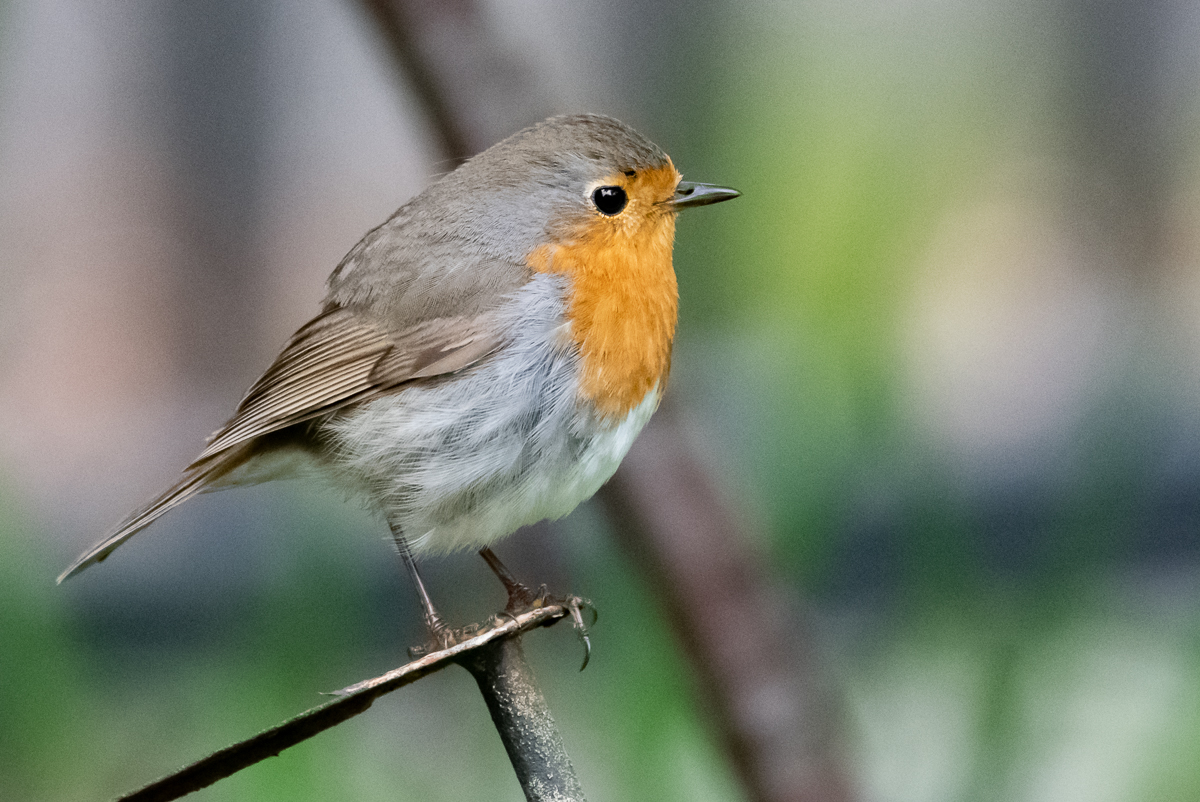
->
xmin=477 ymin=548 xmax=597 ymax=669
xmin=566 ymin=597 xmax=594 ymax=671
xmin=492 ymin=609 xmax=520 ymax=627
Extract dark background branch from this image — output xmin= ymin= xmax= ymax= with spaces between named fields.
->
xmin=602 ymin=402 xmax=851 ymax=802
xmin=357 ymin=0 xmax=472 ymax=162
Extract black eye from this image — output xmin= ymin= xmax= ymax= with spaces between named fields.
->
xmin=592 ymin=185 xmax=628 ymax=216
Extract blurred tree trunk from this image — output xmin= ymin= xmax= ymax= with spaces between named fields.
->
xmin=1059 ymin=0 xmax=1173 ymax=273
xmin=160 ymin=0 xmax=270 ymax=393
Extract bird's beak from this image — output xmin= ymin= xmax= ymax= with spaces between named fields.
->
xmin=670 ymin=181 xmax=741 ymax=209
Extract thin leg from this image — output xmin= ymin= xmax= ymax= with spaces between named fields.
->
xmin=478 ymin=547 xmax=594 ymax=670
xmin=479 ymin=546 xmax=541 ymax=611
xmin=388 ymin=521 xmax=447 ymax=637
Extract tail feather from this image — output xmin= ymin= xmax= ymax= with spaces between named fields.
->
xmin=57 ymin=448 xmax=249 ymax=583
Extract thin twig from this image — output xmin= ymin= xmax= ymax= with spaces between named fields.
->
xmin=118 ymin=604 xmax=573 ymax=802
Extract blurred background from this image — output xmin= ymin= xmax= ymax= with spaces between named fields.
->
xmin=4 ymin=0 xmax=1200 ymax=800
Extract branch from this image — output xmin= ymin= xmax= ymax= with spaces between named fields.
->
xmin=357 ymin=0 xmax=472 ymax=162
xmin=461 ymin=637 xmax=588 ymax=802
xmin=354 ymin=0 xmax=553 ymax=162
xmin=117 ymin=604 xmax=574 ymax=802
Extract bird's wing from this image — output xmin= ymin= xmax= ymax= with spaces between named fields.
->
xmin=195 ymin=305 xmax=502 ymax=461
xmin=57 ymin=305 xmax=503 ymax=583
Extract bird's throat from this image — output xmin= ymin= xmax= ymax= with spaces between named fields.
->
xmin=527 ymin=213 xmax=678 ymax=419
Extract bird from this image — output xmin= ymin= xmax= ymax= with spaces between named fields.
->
xmin=58 ymin=113 xmax=740 ymax=642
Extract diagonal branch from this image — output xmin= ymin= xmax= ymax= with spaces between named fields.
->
xmin=118 ymin=604 xmax=575 ymax=802
xmin=357 ymin=0 xmax=472 ymax=162
xmin=601 ymin=402 xmax=852 ymax=802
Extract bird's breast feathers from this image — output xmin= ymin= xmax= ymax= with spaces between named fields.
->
xmin=319 ymin=272 xmax=663 ymax=554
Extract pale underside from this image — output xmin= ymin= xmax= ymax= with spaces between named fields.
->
xmin=320 ymin=274 xmax=661 ymax=555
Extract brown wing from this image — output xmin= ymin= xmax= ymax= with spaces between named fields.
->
xmin=196 ymin=306 xmax=500 ymax=461
xmin=57 ymin=305 xmax=502 ymax=583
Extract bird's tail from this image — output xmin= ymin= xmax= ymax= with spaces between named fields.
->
xmin=56 ymin=446 xmax=251 ymax=583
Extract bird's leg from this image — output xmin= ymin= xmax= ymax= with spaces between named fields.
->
xmin=479 ymin=546 xmax=544 ymax=612
xmin=388 ymin=521 xmax=450 ymax=647
xmin=479 ymin=546 xmax=596 ymax=670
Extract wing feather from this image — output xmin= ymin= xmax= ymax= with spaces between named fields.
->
xmin=59 ymin=303 xmax=506 ymax=582
xmin=197 ymin=307 xmax=503 ymax=461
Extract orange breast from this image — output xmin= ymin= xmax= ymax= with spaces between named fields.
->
xmin=528 ymin=165 xmax=680 ymax=418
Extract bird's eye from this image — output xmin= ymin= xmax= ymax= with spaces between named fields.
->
xmin=592 ymin=186 xmax=628 ymax=216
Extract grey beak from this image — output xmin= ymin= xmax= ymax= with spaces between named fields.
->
xmin=671 ymin=181 xmax=741 ymax=209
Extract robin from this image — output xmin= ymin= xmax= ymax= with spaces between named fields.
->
xmin=58 ymin=114 xmax=740 ymax=643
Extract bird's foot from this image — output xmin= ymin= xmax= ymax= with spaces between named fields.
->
xmin=488 ymin=592 xmax=597 ymax=671
xmin=407 ymin=617 xmax=486 ymax=658
xmin=503 ymin=579 xmax=548 ymax=614
xmin=406 ymin=606 xmax=490 ymax=658
xmin=561 ymin=595 xmax=597 ymax=671
xmin=474 ymin=547 xmax=599 ymax=669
